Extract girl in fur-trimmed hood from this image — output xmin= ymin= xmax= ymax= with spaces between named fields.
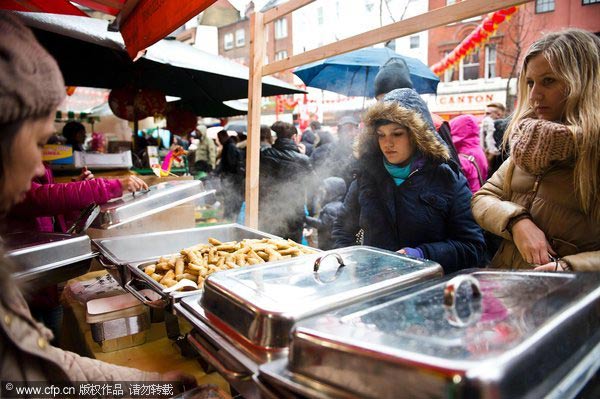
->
xmin=332 ymin=89 xmax=485 ymax=272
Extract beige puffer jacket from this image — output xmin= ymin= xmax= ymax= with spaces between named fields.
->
xmin=471 ymin=159 xmax=600 ymax=270
xmin=0 ymin=260 xmax=161 ymax=382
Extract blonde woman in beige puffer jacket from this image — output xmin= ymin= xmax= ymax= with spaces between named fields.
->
xmin=472 ymin=29 xmax=600 ymax=272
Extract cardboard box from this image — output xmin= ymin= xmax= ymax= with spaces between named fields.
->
xmin=74 ymin=151 xmax=133 ymax=169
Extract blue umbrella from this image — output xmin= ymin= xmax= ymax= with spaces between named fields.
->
xmin=294 ymin=47 xmax=439 ymax=97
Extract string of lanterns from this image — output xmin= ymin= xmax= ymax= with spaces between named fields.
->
xmin=430 ymin=6 xmax=518 ymax=76
xmin=108 ymin=86 xmax=198 ymax=135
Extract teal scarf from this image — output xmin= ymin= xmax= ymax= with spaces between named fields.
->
xmin=384 ymin=158 xmax=411 ymax=186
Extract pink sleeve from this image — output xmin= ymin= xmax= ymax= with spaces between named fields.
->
xmin=10 ymin=178 xmax=123 ymax=217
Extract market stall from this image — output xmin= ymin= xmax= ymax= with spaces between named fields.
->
xmin=4 ymin=2 xmax=600 ymax=398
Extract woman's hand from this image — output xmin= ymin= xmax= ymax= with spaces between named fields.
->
xmin=118 ymin=175 xmax=148 ymax=193
xmin=534 ymin=263 xmax=557 ymax=271
xmin=511 ymin=218 xmax=555 ymax=265
xmin=534 ymin=260 xmax=570 ymax=272
xmin=72 ymin=166 xmax=94 ymax=181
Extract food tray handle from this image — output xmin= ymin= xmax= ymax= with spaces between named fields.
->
xmin=313 ymin=252 xmax=345 ymax=284
xmin=443 ymin=274 xmax=482 ymax=328
xmin=187 ymin=334 xmax=252 ymax=380
xmin=124 ymin=279 xmax=168 ymax=309
xmin=97 ymin=255 xmax=118 ymax=270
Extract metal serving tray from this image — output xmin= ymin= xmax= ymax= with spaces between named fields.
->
xmin=4 ymin=232 xmax=96 ymax=286
xmin=91 ymin=180 xmax=210 ymax=230
xmin=196 ymin=247 xmax=443 ymax=351
xmin=94 ymin=224 xmax=282 ymax=307
xmin=93 ymin=224 xmax=280 ymax=286
xmin=260 ymin=270 xmax=600 ymax=399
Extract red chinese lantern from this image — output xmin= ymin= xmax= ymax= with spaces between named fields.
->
xmin=483 ymin=19 xmax=495 ymax=33
xmin=503 ymin=6 xmax=517 ymax=16
xmin=135 ymin=89 xmax=166 ymax=117
xmin=166 ymin=107 xmax=197 ymax=136
xmin=109 ymin=87 xmax=149 ymax=121
xmin=479 ymin=25 xmax=490 ymax=39
xmin=491 ymin=11 xmax=506 ymax=25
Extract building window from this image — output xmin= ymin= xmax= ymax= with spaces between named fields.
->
xmin=460 ymin=51 xmax=479 ymax=81
xmin=535 ymin=0 xmax=555 ymax=13
xmin=235 ymin=29 xmax=245 ymax=47
xmin=409 ymin=35 xmax=420 ymax=49
xmin=275 ymin=50 xmax=288 ymax=61
xmin=274 ymin=18 xmax=287 ymax=39
xmin=224 ymin=33 xmax=234 ymax=50
xmin=275 ymin=51 xmax=288 ymax=61
xmin=446 ymin=0 xmax=456 ymax=4
xmin=583 ymin=0 xmax=599 ymax=4
xmin=317 ymin=7 xmax=324 ymax=25
xmin=485 ymin=45 xmax=497 ymax=79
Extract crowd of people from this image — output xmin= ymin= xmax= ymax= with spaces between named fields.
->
xmin=0 ymin=7 xmax=599 ymax=390
xmin=202 ymin=28 xmax=600 ymax=276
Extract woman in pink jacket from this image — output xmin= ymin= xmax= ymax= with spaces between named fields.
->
xmin=449 ymin=114 xmax=489 ymax=192
xmin=7 ymin=164 xmax=146 ymax=233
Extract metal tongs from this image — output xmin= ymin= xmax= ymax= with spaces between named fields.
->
xmin=131 ymin=188 xmax=151 ymax=198
xmin=66 ymin=203 xmax=101 ymax=234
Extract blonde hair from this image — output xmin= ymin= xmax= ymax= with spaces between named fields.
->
xmin=507 ymin=29 xmax=600 ymax=221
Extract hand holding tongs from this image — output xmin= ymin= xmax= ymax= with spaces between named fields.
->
xmin=131 ymin=188 xmax=151 ymax=198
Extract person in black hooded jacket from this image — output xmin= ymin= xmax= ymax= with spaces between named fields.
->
xmin=305 ymin=176 xmax=346 ymax=250
xmin=259 ymin=121 xmax=313 ymax=242
xmin=332 ymin=89 xmax=485 ymax=273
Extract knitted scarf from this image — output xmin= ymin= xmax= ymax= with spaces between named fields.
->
xmin=383 ymin=158 xmax=412 ymax=186
xmin=511 ymin=118 xmax=577 ymax=175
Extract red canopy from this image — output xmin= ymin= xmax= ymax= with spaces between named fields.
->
xmin=0 ymin=0 xmax=217 ymax=58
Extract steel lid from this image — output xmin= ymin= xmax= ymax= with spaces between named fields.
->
xmin=91 ymin=180 xmax=211 ymax=229
xmin=200 ymin=246 xmax=443 ymax=350
xmin=281 ymin=270 xmax=600 ymax=398
xmin=4 ymin=232 xmax=96 ymax=281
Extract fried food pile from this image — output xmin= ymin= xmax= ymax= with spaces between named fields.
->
xmin=144 ymin=237 xmax=317 ymax=290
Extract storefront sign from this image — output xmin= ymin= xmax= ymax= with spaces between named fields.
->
xmin=429 ymin=90 xmax=507 ymax=113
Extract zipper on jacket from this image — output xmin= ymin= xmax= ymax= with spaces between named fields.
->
xmin=525 ymin=175 xmax=543 ymax=210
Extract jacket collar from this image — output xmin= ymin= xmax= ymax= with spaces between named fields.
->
xmin=273 ymin=138 xmax=300 ymax=152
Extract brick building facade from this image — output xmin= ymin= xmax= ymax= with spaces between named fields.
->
xmin=217 ymin=2 xmax=294 ymax=83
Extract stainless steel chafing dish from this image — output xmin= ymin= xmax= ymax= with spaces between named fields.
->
xmin=4 ymin=232 xmax=96 ymax=287
xmin=175 ymin=247 xmax=443 ymax=398
xmin=93 ymin=224 xmax=281 ymax=307
xmin=258 ymin=270 xmax=600 ymax=399
xmin=91 ymin=180 xmax=209 ymax=230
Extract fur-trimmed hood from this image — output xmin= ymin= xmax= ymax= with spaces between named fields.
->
xmin=358 ymin=88 xmax=449 ymax=162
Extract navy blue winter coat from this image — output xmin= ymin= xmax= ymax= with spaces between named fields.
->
xmin=332 ymin=88 xmax=485 ymax=273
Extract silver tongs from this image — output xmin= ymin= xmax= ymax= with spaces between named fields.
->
xmin=131 ymin=188 xmax=151 ymax=198
xmin=67 ymin=203 xmax=101 ymax=234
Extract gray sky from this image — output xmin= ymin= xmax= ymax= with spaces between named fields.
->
xmin=229 ymin=0 xmax=269 ymax=12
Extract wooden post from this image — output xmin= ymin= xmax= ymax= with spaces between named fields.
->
xmin=245 ymin=11 xmax=265 ymax=229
